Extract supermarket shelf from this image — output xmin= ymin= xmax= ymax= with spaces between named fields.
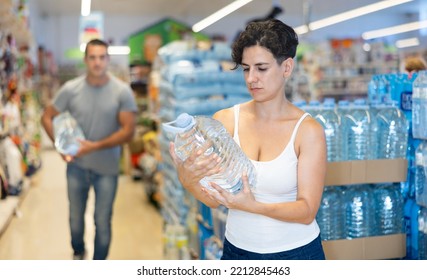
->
xmin=0 ymin=178 xmax=31 ymax=237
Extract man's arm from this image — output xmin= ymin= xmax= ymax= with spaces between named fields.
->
xmin=76 ymin=111 xmax=136 ymax=156
xmin=40 ymin=104 xmax=60 ymax=142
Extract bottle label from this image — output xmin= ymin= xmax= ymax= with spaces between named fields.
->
xmin=401 ymin=91 xmax=412 ymax=111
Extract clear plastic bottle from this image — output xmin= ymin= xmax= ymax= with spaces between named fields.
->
xmin=53 ymin=111 xmax=85 ymax=156
xmin=412 ymin=70 xmax=427 ymax=139
xmin=377 ymin=74 xmax=391 ymax=103
xmin=305 ymin=100 xmax=321 ymax=118
xmin=399 ymin=73 xmax=414 ymax=124
xmin=418 ymin=206 xmax=427 ymax=260
xmin=317 ymin=186 xmax=346 ymax=240
xmin=373 ymin=183 xmax=404 ymax=235
xmin=415 ymin=140 xmax=427 ymax=208
xmin=367 ymin=75 xmax=379 ymax=104
xmin=162 ymin=113 xmax=257 ymax=194
xmin=344 ymin=99 xmax=372 ymax=160
xmin=369 ymin=99 xmax=381 ymax=160
xmin=376 ymin=100 xmax=409 ymax=159
xmin=344 ymin=184 xmax=375 ymax=238
xmin=315 ymin=100 xmax=341 ymax=162
xmin=336 ymin=100 xmax=351 ymax=161
xmin=402 ymin=131 xmax=421 ymax=199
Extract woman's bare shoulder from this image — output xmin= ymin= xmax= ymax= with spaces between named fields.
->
xmin=213 ymin=106 xmax=236 ymax=134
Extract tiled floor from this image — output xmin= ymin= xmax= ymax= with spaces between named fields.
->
xmin=0 ymin=148 xmax=164 ymax=260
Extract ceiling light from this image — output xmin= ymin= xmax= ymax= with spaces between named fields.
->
xmin=295 ymin=0 xmax=413 ymax=35
xmin=192 ymin=0 xmax=253 ymax=33
xmin=81 ymin=0 xmax=91 ymax=16
xmin=362 ymin=20 xmax=427 ymax=40
xmin=395 ymin=37 xmax=420 ymax=48
xmin=108 ymin=46 xmax=131 ymax=55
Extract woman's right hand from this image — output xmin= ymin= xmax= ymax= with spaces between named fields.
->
xmin=168 ymin=142 xmax=221 ymax=193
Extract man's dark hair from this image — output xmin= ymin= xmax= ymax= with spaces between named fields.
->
xmin=85 ymin=39 xmax=109 ymax=57
xmin=231 ymin=19 xmax=299 ymax=69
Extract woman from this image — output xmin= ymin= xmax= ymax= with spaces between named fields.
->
xmin=169 ymin=19 xmax=327 ymax=260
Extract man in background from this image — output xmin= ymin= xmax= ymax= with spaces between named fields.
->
xmin=41 ymin=39 xmax=137 ymax=260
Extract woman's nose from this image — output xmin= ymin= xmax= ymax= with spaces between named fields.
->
xmin=246 ymin=69 xmax=257 ymax=83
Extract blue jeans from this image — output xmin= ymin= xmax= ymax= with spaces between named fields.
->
xmin=221 ymin=234 xmax=326 ymax=260
xmin=66 ymin=163 xmax=118 ymax=260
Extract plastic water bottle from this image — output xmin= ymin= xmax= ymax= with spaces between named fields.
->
xmin=162 ymin=113 xmax=257 ymax=194
xmin=317 ymin=186 xmax=346 ymax=240
xmin=53 ymin=111 xmax=85 ymax=156
xmin=315 ymin=100 xmax=341 ymax=162
xmin=368 ymin=75 xmax=379 ymax=104
xmin=418 ymin=207 xmax=427 ymax=260
xmin=305 ymin=100 xmax=321 ymax=117
xmin=412 ymin=70 xmax=427 ymax=139
xmin=344 ymin=99 xmax=372 ymax=160
xmin=344 ymin=184 xmax=375 ymax=238
xmin=399 ymin=73 xmax=414 ymax=123
xmin=415 ymin=141 xmax=427 ymax=208
xmin=368 ymin=100 xmax=381 ymax=160
xmin=402 ymin=132 xmax=421 ymax=199
xmin=376 ymin=100 xmax=409 ymax=159
xmin=372 ymin=183 xmax=404 ymax=235
xmin=336 ymin=100 xmax=351 ymax=161
xmin=377 ymin=74 xmax=391 ymax=103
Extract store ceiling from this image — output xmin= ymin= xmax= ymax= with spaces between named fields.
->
xmin=31 ymin=0 xmax=425 ymax=43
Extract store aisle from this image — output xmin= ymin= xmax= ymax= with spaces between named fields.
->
xmin=0 ymin=148 xmax=164 ymax=260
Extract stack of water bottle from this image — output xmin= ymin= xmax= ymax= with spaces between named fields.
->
xmin=318 ymin=182 xmax=404 ymax=240
xmin=411 ymin=70 xmax=427 ymax=259
xmin=306 ymin=97 xmax=409 ymax=240
xmin=157 ymin=41 xmax=254 ymax=259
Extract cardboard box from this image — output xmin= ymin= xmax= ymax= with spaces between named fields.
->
xmin=322 ymin=234 xmax=406 ymax=260
xmin=325 ymin=159 xmax=408 ymax=186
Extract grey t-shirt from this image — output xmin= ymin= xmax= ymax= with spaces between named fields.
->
xmin=53 ymin=73 xmax=137 ymax=175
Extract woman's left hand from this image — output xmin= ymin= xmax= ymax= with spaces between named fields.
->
xmin=204 ymin=173 xmax=256 ymax=212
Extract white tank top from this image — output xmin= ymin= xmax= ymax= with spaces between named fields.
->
xmin=225 ymin=104 xmax=320 ymax=253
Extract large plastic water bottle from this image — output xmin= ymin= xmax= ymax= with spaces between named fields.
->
xmin=376 ymin=100 xmax=409 ymax=159
xmin=368 ymin=100 xmax=381 ymax=160
xmin=418 ymin=207 xmax=427 ymax=260
xmin=412 ymin=70 xmax=427 ymax=139
xmin=53 ymin=111 xmax=85 ymax=156
xmin=315 ymin=100 xmax=341 ymax=162
xmin=415 ymin=140 xmax=427 ymax=208
xmin=304 ymin=100 xmax=321 ymax=117
xmin=162 ymin=113 xmax=257 ymax=194
xmin=377 ymin=74 xmax=391 ymax=103
xmin=317 ymin=186 xmax=346 ymax=240
xmin=399 ymin=73 xmax=414 ymax=123
xmin=344 ymin=99 xmax=372 ymax=160
xmin=372 ymin=183 xmax=404 ymax=235
xmin=403 ymin=132 xmax=421 ymax=199
xmin=367 ymin=75 xmax=379 ymax=104
xmin=344 ymin=184 xmax=375 ymax=238
xmin=336 ymin=100 xmax=351 ymax=161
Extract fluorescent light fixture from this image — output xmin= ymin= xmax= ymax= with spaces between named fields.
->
xmin=81 ymin=0 xmax=91 ymax=16
xmin=79 ymin=44 xmax=130 ymax=55
xmin=108 ymin=46 xmax=131 ymax=55
xmin=362 ymin=20 xmax=427 ymax=40
xmin=295 ymin=0 xmax=413 ymax=35
xmin=294 ymin=25 xmax=310 ymax=35
xmin=395 ymin=37 xmax=420 ymax=48
xmin=192 ymin=0 xmax=253 ymax=32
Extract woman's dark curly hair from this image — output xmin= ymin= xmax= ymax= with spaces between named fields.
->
xmin=231 ymin=19 xmax=299 ymax=69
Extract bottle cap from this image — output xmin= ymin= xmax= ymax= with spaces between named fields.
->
xmin=162 ymin=113 xmax=196 ymax=134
